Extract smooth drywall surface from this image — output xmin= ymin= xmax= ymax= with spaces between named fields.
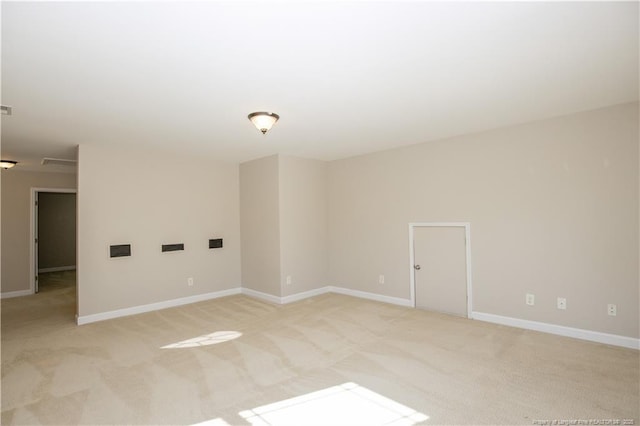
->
xmin=77 ymin=144 xmax=241 ymax=317
xmin=328 ymin=102 xmax=639 ymax=338
xmin=240 ymin=155 xmax=281 ymax=297
xmin=1 ymin=171 xmax=77 ymax=294
xmin=279 ymin=156 xmax=328 ymax=297
xmin=38 ymin=192 xmax=76 ymax=270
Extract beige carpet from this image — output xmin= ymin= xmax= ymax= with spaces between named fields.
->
xmin=2 ymin=271 xmax=638 ymax=425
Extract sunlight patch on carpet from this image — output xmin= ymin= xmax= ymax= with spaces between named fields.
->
xmin=190 ymin=418 xmax=231 ymax=426
xmin=161 ymin=331 xmax=242 ymax=349
xmin=237 ymin=382 xmax=428 ymax=425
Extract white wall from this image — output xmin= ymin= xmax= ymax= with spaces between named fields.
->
xmin=1 ymin=171 xmax=77 ymax=294
xmin=328 ymin=102 xmax=639 ymax=338
xmin=279 ymin=156 xmax=328 ymax=297
xmin=239 ymin=155 xmax=281 ymax=296
xmin=77 ymin=144 xmax=241 ymax=317
xmin=240 ymin=155 xmax=328 ymax=298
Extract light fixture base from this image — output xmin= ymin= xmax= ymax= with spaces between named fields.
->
xmin=0 ymin=160 xmax=17 ymax=169
xmin=248 ymin=111 xmax=280 ymax=135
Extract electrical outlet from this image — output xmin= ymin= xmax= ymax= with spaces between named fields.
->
xmin=379 ymin=275 xmax=385 ymax=284
xmin=557 ymin=297 xmax=567 ymax=310
xmin=526 ymin=293 xmax=535 ymax=306
xmin=187 ymin=277 xmax=194 ymax=287
xmin=607 ymin=304 xmax=617 ymax=316
xmin=286 ymin=275 xmax=292 ymax=285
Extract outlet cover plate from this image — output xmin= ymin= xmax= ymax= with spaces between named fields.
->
xmin=557 ymin=297 xmax=567 ymax=310
xmin=526 ymin=293 xmax=535 ymax=306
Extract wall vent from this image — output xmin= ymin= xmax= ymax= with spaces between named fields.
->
xmin=162 ymin=243 xmax=184 ymax=252
xmin=209 ymin=238 xmax=223 ymax=249
xmin=110 ymin=244 xmax=131 ymax=258
xmin=41 ymin=157 xmax=77 ymax=166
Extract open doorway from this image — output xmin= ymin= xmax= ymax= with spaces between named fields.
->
xmin=30 ymin=188 xmax=77 ymax=295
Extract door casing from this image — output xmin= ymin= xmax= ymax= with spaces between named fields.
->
xmin=408 ymin=222 xmax=473 ymax=318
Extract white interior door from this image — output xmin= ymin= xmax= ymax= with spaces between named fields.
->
xmin=413 ymin=226 xmax=467 ymax=317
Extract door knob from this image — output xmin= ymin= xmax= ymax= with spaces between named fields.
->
xmin=414 ymin=264 xmax=421 ymax=270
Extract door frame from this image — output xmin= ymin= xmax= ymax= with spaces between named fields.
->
xmin=29 ymin=187 xmax=77 ymax=294
xmin=408 ymin=222 xmax=473 ymax=318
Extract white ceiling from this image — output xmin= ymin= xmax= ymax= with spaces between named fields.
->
xmin=1 ymin=1 xmax=638 ymax=172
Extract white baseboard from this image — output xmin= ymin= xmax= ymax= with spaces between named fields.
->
xmin=472 ymin=311 xmax=639 ymax=350
xmin=239 ymin=285 xmax=411 ymax=307
xmin=73 ymin=285 xmax=636 ymax=350
xmin=241 ymin=286 xmax=331 ymax=304
xmin=1 ymin=289 xmax=33 ymax=299
xmin=281 ymin=287 xmax=331 ymax=304
xmin=76 ymin=287 xmax=242 ymax=325
xmin=329 ymin=286 xmax=413 ymax=307
xmin=240 ymin=287 xmax=283 ymax=304
xmin=38 ymin=265 xmax=76 ymax=273
xmin=77 ymin=285 xmax=328 ymax=325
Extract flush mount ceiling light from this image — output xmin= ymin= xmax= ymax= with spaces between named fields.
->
xmin=248 ymin=112 xmax=279 ymax=134
xmin=0 ymin=160 xmax=17 ymax=169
